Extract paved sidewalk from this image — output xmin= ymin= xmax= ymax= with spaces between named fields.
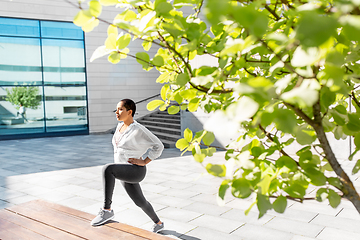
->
xmin=1 ymin=134 xmax=360 ymax=240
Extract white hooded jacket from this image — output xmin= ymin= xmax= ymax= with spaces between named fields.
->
xmin=112 ymin=120 xmax=164 ymax=164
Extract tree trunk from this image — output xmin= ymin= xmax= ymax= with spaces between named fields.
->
xmin=313 ymin=103 xmax=360 ymax=213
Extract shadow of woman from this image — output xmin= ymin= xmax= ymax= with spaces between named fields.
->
xmin=159 ymin=229 xmax=201 ymax=240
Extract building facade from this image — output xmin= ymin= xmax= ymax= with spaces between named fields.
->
xmin=0 ymin=0 xmax=162 ymax=140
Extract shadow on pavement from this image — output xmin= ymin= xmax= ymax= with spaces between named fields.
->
xmin=160 ymin=230 xmax=201 ymax=240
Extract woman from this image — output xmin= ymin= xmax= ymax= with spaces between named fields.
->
xmin=90 ymin=99 xmax=165 ymax=233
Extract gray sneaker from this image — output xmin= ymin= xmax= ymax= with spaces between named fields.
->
xmin=152 ymin=222 xmax=164 ymax=233
xmin=90 ymin=209 xmax=114 ymax=226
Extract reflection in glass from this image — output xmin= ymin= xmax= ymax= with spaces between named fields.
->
xmin=0 ymin=17 xmax=88 ymax=138
xmin=0 ymin=17 xmax=39 ymax=37
xmin=0 ymin=86 xmax=45 ymax=135
xmin=0 ymin=37 xmax=42 ymax=85
xmin=44 ymin=86 xmax=88 ymax=132
xmin=42 ymin=39 xmax=85 ymax=86
xmin=41 ymin=21 xmax=83 ymax=40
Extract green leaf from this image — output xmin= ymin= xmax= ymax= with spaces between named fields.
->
xmin=108 ymin=52 xmax=121 ymax=63
xmin=188 ymin=98 xmax=200 ymax=112
xmin=180 ymin=89 xmax=197 ymax=100
xmin=184 ymin=128 xmax=193 ymax=142
xmin=219 ymin=180 xmax=230 ymax=200
xmin=244 ymin=201 xmax=256 ymax=216
xmin=155 ymin=1 xmax=173 ymax=15
xmin=304 ymin=167 xmax=326 ymax=186
xmin=352 ymin=159 xmax=360 ymax=174
xmin=152 ymin=55 xmax=164 ymax=67
xmin=142 ymin=41 xmax=152 ymax=51
xmin=174 ymin=92 xmax=183 ymax=104
xmin=206 ymin=163 xmax=226 ymax=177
xmin=346 ymin=113 xmax=360 ymax=132
xmin=295 ymin=125 xmax=316 ymax=145
xmin=256 ymin=193 xmax=272 ymax=218
xmin=105 ymin=33 xmax=117 ymax=49
xmin=136 ymin=52 xmax=151 ymax=70
xmin=328 ymin=189 xmax=341 ymax=208
xmin=176 ymin=73 xmax=189 ymax=87
xmin=203 ymin=131 xmax=215 ymax=146
xmin=273 ymin=108 xmax=297 ymax=134
xmin=328 ymin=177 xmax=342 ymax=189
xmin=107 ymin=25 xmax=118 ymax=36
xmin=276 ymin=156 xmax=298 ymax=173
xmin=194 ymin=153 xmax=206 ymax=163
xmin=116 ymin=33 xmax=131 ymax=49
xmin=232 ymin=5 xmax=268 ymax=37
xmin=176 ymin=138 xmax=189 ymax=151
xmin=296 ymin=11 xmax=337 ymax=47
xmin=257 ymin=175 xmax=271 ymax=195
xmin=284 ymin=183 xmax=306 ymax=198
xmin=331 ymin=111 xmax=346 ymax=126
xmin=89 ymin=0 xmax=102 ymax=17
xmin=316 ymin=188 xmax=328 ymax=202
xmin=354 ymin=133 xmax=360 ymax=149
xmin=272 ymin=195 xmax=287 ymax=213
xmin=167 ymin=105 xmax=180 ymax=115
xmin=156 ymin=72 xmax=170 ymax=83
xmin=232 ymin=178 xmax=252 ymax=199
xmin=147 ymin=99 xmax=164 ymax=111
xmin=99 ymin=0 xmax=119 ymax=6
xmin=341 ymin=15 xmax=360 ymax=42
xmin=74 ymin=10 xmax=93 ymax=27
xmin=161 ymin=84 xmax=170 ymax=100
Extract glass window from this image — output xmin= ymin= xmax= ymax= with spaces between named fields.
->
xmin=0 ymin=17 xmax=88 ymax=139
xmin=41 ymin=21 xmax=84 ymax=40
xmin=0 ymin=37 xmax=42 ymax=85
xmin=0 ymin=17 xmax=39 ymax=37
xmin=0 ymin=86 xmax=45 ymax=135
xmin=42 ymin=39 xmax=86 ymax=86
xmin=44 ymin=86 xmax=87 ymax=132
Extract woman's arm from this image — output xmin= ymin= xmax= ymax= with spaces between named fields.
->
xmin=128 ymin=157 xmax=152 ymax=166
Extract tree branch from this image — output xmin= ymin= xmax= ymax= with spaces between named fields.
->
xmin=265 ymin=5 xmax=281 ymax=21
xmin=312 ymin=100 xmax=360 ymax=213
xmin=259 ymin=124 xmax=299 ymax=166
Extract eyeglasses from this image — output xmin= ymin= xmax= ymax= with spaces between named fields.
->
xmin=113 ymin=110 xmax=117 ymax=112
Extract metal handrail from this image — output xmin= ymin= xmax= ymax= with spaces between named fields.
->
xmin=135 ymin=94 xmax=160 ymax=105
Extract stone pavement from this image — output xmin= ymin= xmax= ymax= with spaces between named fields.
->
xmin=0 ymin=134 xmax=360 ymax=240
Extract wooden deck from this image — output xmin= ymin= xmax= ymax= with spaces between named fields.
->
xmin=0 ymin=199 xmax=172 ymax=240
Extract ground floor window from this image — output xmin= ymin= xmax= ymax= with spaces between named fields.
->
xmin=0 ymin=17 xmax=88 ymax=139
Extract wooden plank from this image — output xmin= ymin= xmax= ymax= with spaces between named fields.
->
xmin=0 ymin=209 xmax=82 ymax=240
xmin=5 ymin=201 xmax=144 ymax=240
xmin=0 ymin=218 xmax=51 ymax=240
xmin=33 ymin=199 xmax=173 ymax=240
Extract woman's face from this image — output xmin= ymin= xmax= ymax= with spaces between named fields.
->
xmin=115 ymin=101 xmax=132 ymax=121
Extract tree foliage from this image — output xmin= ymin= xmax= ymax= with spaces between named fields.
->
xmin=6 ymin=86 xmax=41 ymax=110
xmin=71 ymin=0 xmax=360 ymax=216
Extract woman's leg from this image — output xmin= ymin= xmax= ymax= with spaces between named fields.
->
xmin=121 ymin=182 xmax=160 ymax=223
xmin=102 ymin=163 xmax=146 ymax=209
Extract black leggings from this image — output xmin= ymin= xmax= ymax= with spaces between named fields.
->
xmin=102 ymin=163 xmax=160 ymax=223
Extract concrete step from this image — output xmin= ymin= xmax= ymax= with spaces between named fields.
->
xmin=142 ymin=116 xmax=180 ymax=124
xmin=150 ymin=112 xmax=181 ymax=120
xmin=145 ymin=125 xmax=181 ymax=136
xmin=152 ymin=131 xmax=181 ymax=142
xmin=159 ymin=138 xmax=177 ymax=148
xmin=138 ymin=120 xmax=181 ymax=130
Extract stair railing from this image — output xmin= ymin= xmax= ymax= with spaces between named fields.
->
xmin=134 ymin=93 xmax=162 ymax=120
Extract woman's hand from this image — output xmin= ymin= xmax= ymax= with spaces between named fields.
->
xmin=128 ymin=157 xmax=152 ymax=166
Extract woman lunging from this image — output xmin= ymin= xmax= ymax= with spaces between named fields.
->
xmin=90 ymin=99 xmax=165 ymax=233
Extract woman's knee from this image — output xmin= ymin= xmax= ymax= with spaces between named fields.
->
xmin=102 ymin=163 xmax=115 ymax=175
